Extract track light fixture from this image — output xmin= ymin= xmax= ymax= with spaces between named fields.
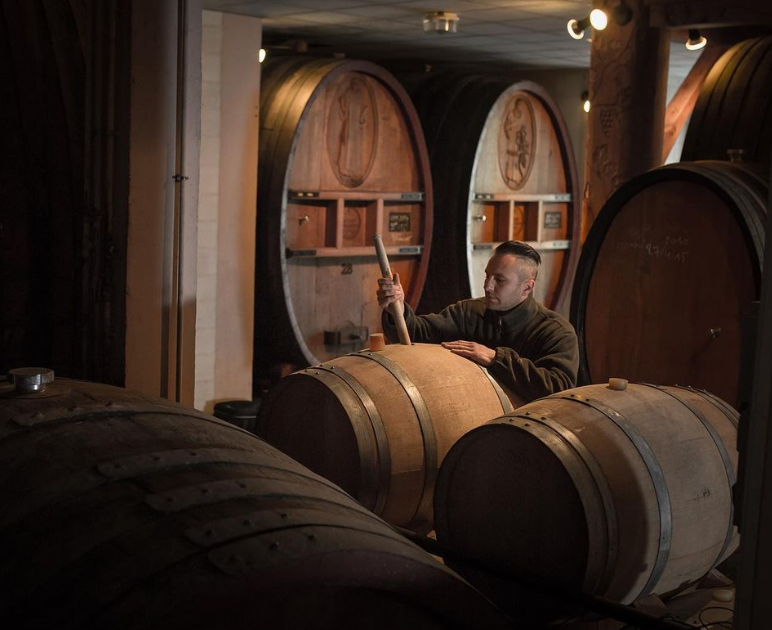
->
xmin=567 ymin=8 xmax=608 ymax=40
xmin=686 ymin=29 xmax=707 ymax=51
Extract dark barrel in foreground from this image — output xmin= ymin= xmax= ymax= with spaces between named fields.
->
xmin=0 ymin=370 xmax=510 ymax=630
xmin=570 ymin=160 xmax=767 ymax=406
xmin=434 ymin=382 xmax=738 ymax=622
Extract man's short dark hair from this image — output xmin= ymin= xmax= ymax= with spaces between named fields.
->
xmin=494 ymin=241 xmax=542 ymax=266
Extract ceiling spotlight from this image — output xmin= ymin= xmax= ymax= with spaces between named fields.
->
xmin=258 ymin=48 xmax=266 ymax=63
xmin=686 ymin=29 xmax=707 ymax=51
xmin=567 ymin=9 xmax=608 ymax=40
xmin=582 ymin=91 xmax=591 ymax=113
xmin=423 ymin=11 xmax=460 ymax=34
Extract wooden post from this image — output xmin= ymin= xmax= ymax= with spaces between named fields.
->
xmin=581 ymin=0 xmax=669 ymax=242
xmin=662 ymin=43 xmax=728 ymax=162
xmin=125 ymin=0 xmax=200 ymax=403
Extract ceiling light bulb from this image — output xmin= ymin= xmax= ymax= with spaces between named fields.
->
xmin=589 ymin=9 xmax=608 ymax=30
xmin=686 ymin=29 xmax=707 ymax=51
xmin=583 ymin=99 xmax=591 ymax=113
xmin=258 ymin=48 xmax=266 ymax=63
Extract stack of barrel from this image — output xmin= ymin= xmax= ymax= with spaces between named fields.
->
xmin=254 ymin=60 xmax=582 ymax=384
xmin=252 ymin=51 xmax=751 ymax=626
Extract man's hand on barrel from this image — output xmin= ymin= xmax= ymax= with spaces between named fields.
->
xmin=377 ymin=273 xmax=405 ymax=309
xmin=442 ymin=341 xmax=496 ymax=367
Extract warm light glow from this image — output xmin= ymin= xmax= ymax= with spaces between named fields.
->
xmin=686 ymin=29 xmax=707 ymax=51
xmin=258 ymin=48 xmax=267 ymax=63
xmin=583 ymin=99 xmax=591 ymax=113
xmin=589 ymin=8 xmax=608 ymax=30
xmin=567 ymin=18 xmax=584 ymax=39
xmin=423 ymin=11 xmax=460 ymax=34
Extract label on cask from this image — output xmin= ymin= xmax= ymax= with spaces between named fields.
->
xmin=544 ymin=212 xmax=562 ymax=229
xmin=389 ymin=213 xmax=411 ymax=232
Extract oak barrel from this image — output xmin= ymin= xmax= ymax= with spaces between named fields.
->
xmin=434 ymin=383 xmax=739 ymax=619
xmin=258 ymin=343 xmax=514 ymax=530
xmin=682 ymin=36 xmax=772 ymax=164
xmin=0 ymin=372 xmax=510 ymax=629
xmin=409 ymin=74 xmax=580 ymax=314
xmin=255 ymin=58 xmax=433 ymax=380
xmin=570 ymin=160 xmax=767 ymax=405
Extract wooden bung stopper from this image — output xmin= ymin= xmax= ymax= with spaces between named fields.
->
xmin=608 ymin=377 xmax=628 ymax=391
xmin=369 ymin=333 xmax=386 ymax=351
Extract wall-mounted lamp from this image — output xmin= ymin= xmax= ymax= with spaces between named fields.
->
xmin=685 ymin=29 xmax=707 ymax=51
xmin=581 ymin=91 xmax=591 ymax=113
xmin=423 ymin=11 xmax=460 ymax=34
xmin=258 ymin=48 xmax=266 ymax=63
xmin=567 ymin=8 xmax=608 ymax=40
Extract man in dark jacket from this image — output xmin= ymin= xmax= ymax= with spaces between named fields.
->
xmin=376 ymin=240 xmax=578 ymax=404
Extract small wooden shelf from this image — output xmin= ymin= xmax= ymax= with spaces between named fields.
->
xmin=286 ymin=245 xmax=424 ymax=259
xmin=289 ymin=190 xmax=425 ymax=202
xmin=472 ymin=240 xmax=570 ymax=251
xmin=286 ymin=194 xmax=423 ymax=252
xmin=473 ymin=193 xmax=572 ymax=202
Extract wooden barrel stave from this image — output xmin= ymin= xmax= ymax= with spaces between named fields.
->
xmin=570 ymin=161 xmax=767 ymax=406
xmin=259 ymin=343 xmax=513 ymax=530
xmin=256 ymin=59 xmax=433 ymax=379
xmin=433 ymin=383 xmax=739 ymax=621
xmin=683 ymin=36 xmax=772 ymax=163
xmin=0 ymin=376 xmax=510 ymax=629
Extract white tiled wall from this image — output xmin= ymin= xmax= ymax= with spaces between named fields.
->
xmin=195 ymin=9 xmax=222 ymax=412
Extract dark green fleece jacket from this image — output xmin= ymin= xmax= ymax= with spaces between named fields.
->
xmin=382 ymin=295 xmax=578 ymax=403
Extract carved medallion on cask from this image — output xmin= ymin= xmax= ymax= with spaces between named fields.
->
xmin=343 ymin=206 xmax=363 ymax=241
xmin=327 ymin=75 xmax=379 ymax=188
xmin=498 ymin=95 xmax=536 ymax=190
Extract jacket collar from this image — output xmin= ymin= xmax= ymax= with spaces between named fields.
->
xmin=485 ymin=294 xmax=537 ymax=335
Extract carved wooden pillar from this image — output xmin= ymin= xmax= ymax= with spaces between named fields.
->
xmin=581 ymin=0 xmax=669 ymax=241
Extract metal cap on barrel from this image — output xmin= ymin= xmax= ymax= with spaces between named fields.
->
xmin=8 ymin=367 xmax=55 ymax=394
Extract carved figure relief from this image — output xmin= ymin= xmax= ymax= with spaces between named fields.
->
xmin=326 ymin=75 xmax=378 ymax=188
xmin=498 ymin=95 xmax=536 ymax=190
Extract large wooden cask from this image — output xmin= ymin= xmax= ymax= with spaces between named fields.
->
xmin=258 ymin=343 xmax=513 ymax=531
xmin=682 ymin=36 xmax=772 ymax=164
xmin=410 ymin=74 xmax=580 ymax=314
xmin=434 ymin=383 xmax=738 ymax=621
xmin=256 ymin=59 xmax=433 ymax=380
xmin=570 ymin=161 xmax=767 ymax=405
xmin=0 ymin=369 xmax=510 ymax=630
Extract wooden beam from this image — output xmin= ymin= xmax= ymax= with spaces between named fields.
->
xmin=646 ymin=0 xmax=772 ymax=29
xmin=662 ymin=43 xmax=729 ymax=162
